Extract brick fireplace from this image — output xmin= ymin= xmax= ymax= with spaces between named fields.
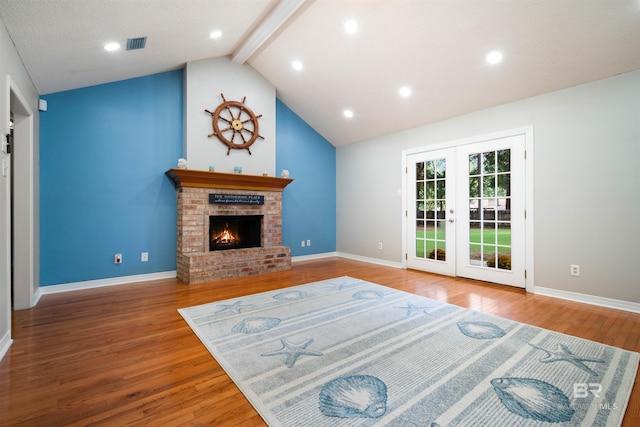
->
xmin=166 ymin=169 xmax=293 ymax=284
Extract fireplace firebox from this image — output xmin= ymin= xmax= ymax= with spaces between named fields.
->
xmin=209 ymin=215 xmax=262 ymax=251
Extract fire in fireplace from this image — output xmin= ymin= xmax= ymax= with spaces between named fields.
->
xmin=210 ymin=215 xmax=262 ymax=251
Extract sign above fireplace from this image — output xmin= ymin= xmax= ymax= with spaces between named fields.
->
xmin=209 ymin=194 xmax=264 ymax=205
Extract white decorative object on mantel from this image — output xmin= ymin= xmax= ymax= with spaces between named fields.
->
xmin=178 ymin=158 xmax=188 ymax=169
xmin=281 ymin=169 xmax=289 ymax=178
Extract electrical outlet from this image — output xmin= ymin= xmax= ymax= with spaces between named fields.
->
xmin=306 ymin=239 xmax=311 ymax=246
xmin=141 ymin=252 xmax=149 ymax=262
xmin=570 ymin=264 xmax=580 ymax=276
xmin=378 ymin=242 xmax=383 ymax=250
xmin=114 ymin=253 xmax=122 ymax=264
xmin=301 ymin=240 xmax=305 ymax=247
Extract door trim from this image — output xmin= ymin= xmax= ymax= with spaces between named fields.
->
xmin=401 ymin=126 xmax=534 ymax=292
xmin=7 ymin=76 xmax=36 ymax=310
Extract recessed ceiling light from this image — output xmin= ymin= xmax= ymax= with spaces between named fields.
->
xmin=344 ymin=20 xmax=358 ymax=34
xmin=399 ymin=86 xmax=412 ymax=98
xmin=210 ymin=30 xmax=222 ymax=39
xmin=486 ymin=50 xmax=503 ymax=65
xmin=292 ymin=60 xmax=303 ymax=71
xmin=343 ymin=109 xmax=354 ymax=118
xmin=104 ymin=42 xmax=120 ymax=52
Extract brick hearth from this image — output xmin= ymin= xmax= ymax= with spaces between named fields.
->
xmin=166 ymin=169 xmax=293 ymax=284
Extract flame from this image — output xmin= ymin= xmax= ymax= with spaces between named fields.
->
xmin=213 ymin=224 xmax=239 ymax=245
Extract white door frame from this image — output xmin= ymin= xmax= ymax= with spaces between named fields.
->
xmin=9 ymin=77 xmax=36 ymax=310
xmin=401 ymin=126 xmax=534 ymax=293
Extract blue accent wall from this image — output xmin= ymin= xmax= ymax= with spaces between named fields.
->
xmin=39 ymin=71 xmax=183 ymax=286
xmin=276 ymin=99 xmax=336 ymax=256
xmin=39 ymin=73 xmax=335 ymax=286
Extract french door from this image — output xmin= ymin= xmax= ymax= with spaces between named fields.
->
xmin=406 ymin=134 xmax=526 ymax=288
xmin=407 ymin=148 xmax=456 ymax=276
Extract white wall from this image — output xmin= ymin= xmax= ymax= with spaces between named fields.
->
xmin=184 ymin=57 xmax=276 ymax=175
xmin=337 ymin=70 xmax=640 ymax=304
xmin=0 ymin=18 xmax=40 ymax=359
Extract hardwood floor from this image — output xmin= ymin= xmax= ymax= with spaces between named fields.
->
xmin=1 ymin=257 xmax=638 ymax=426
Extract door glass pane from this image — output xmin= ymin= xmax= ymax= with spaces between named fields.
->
xmin=425 ymin=161 xmax=435 ymax=179
xmin=498 ymin=222 xmax=511 ymax=246
xmin=482 ymin=176 xmax=495 ymax=197
xmin=469 ymin=199 xmax=480 ymax=220
xmin=469 ymin=223 xmax=481 ymax=243
xmin=415 ymin=158 xmax=447 ymax=262
xmin=436 ymin=220 xmax=446 ymax=240
xmin=497 ymin=150 xmax=510 ymax=172
xmin=416 ymin=181 xmax=425 ymax=200
xmin=469 ymin=154 xmax=480 ymax=175
xmin=468 ymin=149 xmax=511 ymax=270
xmin=483 ymin=245 xmax=496 ymax=265
xmin=416 ymin=162 xmax=425 ymax=180
xmin=470 ymin=244 xmax=482 ymax=264
xmin=483 ymin=222 xmax=496 ymax=244
xmin=498 ymin=174 xmax=510 ymax=196
xmin=482 ymin=152 xmax=496 ymax=174
xmin=469 ymin=177 xmax=480 ymax=198
xmin=435 ymin=241 xmax=446 ymax=261
xmin=425 ymin=182 xmax=435 ymax=199
xmin=497 ymin=248 xmax=512 ymax=270
xmin=436 ymin=159 xmax=446 ymax=178
xmin=436 ymin=180 xmax=446 ymax=199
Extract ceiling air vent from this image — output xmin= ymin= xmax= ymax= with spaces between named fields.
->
xmin=126 ymin=37 xmax=147 ymax=50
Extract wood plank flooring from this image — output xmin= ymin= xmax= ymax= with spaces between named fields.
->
xmin=1 ymin=258 xmax=638 ymax=426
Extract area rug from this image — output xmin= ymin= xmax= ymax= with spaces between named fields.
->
xmin=178 ymin=276 xmax=639 ymax=426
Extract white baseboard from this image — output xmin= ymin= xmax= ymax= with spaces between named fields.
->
xmin=534 ymin=286 xmax=640 ymax=314
xmin=335 ymin=252 xmax=403 ymax=269
xmin=39 ymin=271 xmax=177 ymax=295
xmin=292 ymin=252 xmax=339 ymax=262
xmin=32 ymin=288 xmax=42 ymax=307
xmin=0 ymin=330 xmax=12 ymax=362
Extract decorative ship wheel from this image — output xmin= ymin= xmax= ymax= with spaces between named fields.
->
xmin=205 ymin=94 xmax=264 ymax=155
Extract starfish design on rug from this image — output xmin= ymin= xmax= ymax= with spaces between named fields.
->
xmin=261 ymin=338 xmax=323 ymax=368
xmin=215 ymin=300 xmax=253 ymax=314
xmin=395 ymin=302 xmax=433 ymax=317
xmin=325 ymin=280 xmax=360 ymax=291
xmin=529 ymin=342 xmax=605 ymax=376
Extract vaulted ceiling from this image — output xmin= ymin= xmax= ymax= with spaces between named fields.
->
xmin=1 ymin=0 xmax=638 ymax=146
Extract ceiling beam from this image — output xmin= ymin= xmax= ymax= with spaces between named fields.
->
xmin=231 ymin=0 xmax=307 ymax=64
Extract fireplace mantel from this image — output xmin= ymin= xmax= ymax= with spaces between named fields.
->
xmin=166 ymin=168 xmax=293 ymax=192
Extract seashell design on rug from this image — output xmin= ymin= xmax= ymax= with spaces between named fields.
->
xmin=231 ymin=317 xmax=281 ymax=334
xmin=491 ymin=377 xmax=575 ymax=422
xmin=457 ymin=321 xmax=506 ymax=339
xmin=319 ymin=375 xmax=387 ymax=419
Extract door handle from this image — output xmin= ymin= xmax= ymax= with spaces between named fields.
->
xmin=448 ymin=218 xmax=455 ymax=223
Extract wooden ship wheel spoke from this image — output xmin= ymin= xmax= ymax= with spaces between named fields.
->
xmin=205 ymin=94 xmax=264 ymax=155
